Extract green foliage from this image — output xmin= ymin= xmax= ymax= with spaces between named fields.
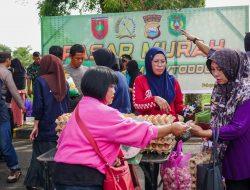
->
xmin=37 ymin=0 xmax=205 ymax=16
xmin=102 ymin=0 xmax=205 ymax=13
xmin=12 ymin=46 xmax=33 ymax=68
xmin=185 ymin=94 xmax=203 ymax=112
xmin=185 ymin=93 xmax=211 ymax=112
xmin=38 ymin=0 xmax=79 ymax=16
xmin=0 ymin=44 xmax=12 ymax=53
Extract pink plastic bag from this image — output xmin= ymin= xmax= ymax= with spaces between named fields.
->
xmin=160 ymin=141 xmax=192 ymax=190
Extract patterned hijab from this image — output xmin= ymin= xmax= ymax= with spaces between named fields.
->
xmin=40 ymin=55 xmax=67 ymax=102
xmin=145 ymin=47 xmax=175 ymax=104
xmin=207 ymin=48 xmax=250 ymax=128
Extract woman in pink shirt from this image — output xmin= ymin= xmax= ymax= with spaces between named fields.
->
xmin=53 ymin=66 xmax=187 ymax=190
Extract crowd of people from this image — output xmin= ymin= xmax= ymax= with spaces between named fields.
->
xmin=0 ymin=30 xmax=250 ymax=190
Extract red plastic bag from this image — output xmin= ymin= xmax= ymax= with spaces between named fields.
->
xmin=160 ymin=141 xmax=192 ymax=190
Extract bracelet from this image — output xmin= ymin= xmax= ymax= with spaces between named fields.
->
xmin=192 ymin=37 xmax=200 ymax=44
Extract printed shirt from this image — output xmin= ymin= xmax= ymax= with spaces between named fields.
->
xmin=26 ymin=63 xmax=40 ymax=82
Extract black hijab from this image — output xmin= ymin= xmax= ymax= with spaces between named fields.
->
xmin=92 ymin=48 xmax=119 ymax=70
xmin=127 ymin=60 xmax=141 ymax=88
xmin=11 ymin=58 xmax=26 ymax=90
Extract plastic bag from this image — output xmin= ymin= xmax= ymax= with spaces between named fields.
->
xmin=160 ymin=140 xmax=192 ymax=190
xmin=65 ymin=73 xmax=80 ymax=97
xmin=24 ymin=98 xmax=33 ymax=117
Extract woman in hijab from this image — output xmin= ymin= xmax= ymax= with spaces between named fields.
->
xmin=93 ymin=48 xmax=131 ymax=113
xmin=24 ymin=55 xmax=69 ymax=190
xmin=183 ymin=30 xmax=250 ymax=190
xmin=133 ymin=47 xmax=185 ymax=190
xmin=133 ymin=47 xmax=185 ymax=118
xmin=127 ymin=60 xmax=141 ymax=112
xmin=10 ymin=58 xmax=26 ymax=127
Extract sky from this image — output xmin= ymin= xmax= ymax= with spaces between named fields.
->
xmin=0 ymin=0 xmax=249 ymax=53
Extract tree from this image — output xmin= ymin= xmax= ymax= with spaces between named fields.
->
xmin=100 ymin=0 xmax=205 ymax=13
xmin=0 ymin=44 xmax=12 ymax=53
xmin=36 ymin=0 xmax=205 ymax=16
xmin=12 ymin=46 xmax=33 ymax=68
xmin=37 ymin=0 xmax=78 ymax=16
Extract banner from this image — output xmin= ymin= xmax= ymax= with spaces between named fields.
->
xmin=41 ymin=6 xmax=249 ymax=93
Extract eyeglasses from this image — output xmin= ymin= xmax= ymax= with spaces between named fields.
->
xmin=152 ymin=59 xmax=166 ymax=66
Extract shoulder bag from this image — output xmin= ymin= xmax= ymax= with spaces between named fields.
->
xmin=75 ymin=106 xmax=135 ymax=190
xmin=196 ymin=127 xmax=224 ymax=190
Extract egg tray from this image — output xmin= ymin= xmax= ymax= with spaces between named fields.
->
xmin=126 ymin=114 xmax=177 ymax=155
xmin=55 ymin=113 xmax=72 ymax=134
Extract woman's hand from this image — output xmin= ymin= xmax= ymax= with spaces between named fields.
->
xmin=30 ymin=127 xmax=38 ymax=141
xmin=30 ymin=120 xmax=39 ymax=141
xmin=171 ymin=122 xmax=187 ymax=136
xmin=155 ymin=96 xmax=171 ymax=113
xmin=181 ymin=30 xmax=197 ymax=41
xmin=189 ymin=123 xmax=212 ymax=138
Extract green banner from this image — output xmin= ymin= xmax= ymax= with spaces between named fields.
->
xmin=41 ymin=6 xmax=249 ymax=93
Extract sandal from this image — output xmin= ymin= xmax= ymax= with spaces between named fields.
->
xmin=7 ymin=169 xmax=22 ymax=183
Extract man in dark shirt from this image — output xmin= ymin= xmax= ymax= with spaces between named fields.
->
xmin=0 ymin=52 xmax=23 ymax=183
xmin=27 ymin=51 xmax=41 ymax=97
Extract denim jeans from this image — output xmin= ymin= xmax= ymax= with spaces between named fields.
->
xmin=0 ymin=121 xmax=19 ymax=169
xmin=55 ymin=184 xmax=102 ymax=190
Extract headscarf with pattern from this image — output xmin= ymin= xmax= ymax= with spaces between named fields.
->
xmin=207 ymin=48 xmax=250 ymax=128
xmin=39 ymin=55 xmax=67 ymax=102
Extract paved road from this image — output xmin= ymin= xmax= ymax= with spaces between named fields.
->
xmin=0 ymin=139 xmax=201 ymax=190
xmin=0 ymin=140 xmax=32 ymax=190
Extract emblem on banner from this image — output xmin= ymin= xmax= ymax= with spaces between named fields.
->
xmin=115 ymin=17 xmax=136 ymax=39
xmin=91 ymin=17 xmax=108 ymax=40
xmin=143 ymin=14 xmax=162 ymax=40
xmin=168 ymin=13 xmax=186 ymax=36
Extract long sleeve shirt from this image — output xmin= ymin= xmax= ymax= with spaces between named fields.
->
xmin=133 ymin=75 xmax=184 ymax=118
xmin=213 ymin=99 xmax=250 ymax=180
xmin=54 ymin=96 xmax=158 ymax=174
xmin=110 ymin=71 xmax=131 ymax=113
xmin=32 ymin=77 xmax=69 ymax=141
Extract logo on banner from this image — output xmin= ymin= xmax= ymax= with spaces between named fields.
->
xmin=115 ymin=17 xmax=136 ymax=39
xmin=143 ymin=14 xmax=162 ymax=40
xmin=168 ymin=13 xmax=186 ymax=36
xmin=91 ymin=17 xmax=108 ymax=40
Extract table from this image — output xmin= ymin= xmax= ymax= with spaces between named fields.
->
xmin=37 ymin=148 xmax=57 ymax=190
xmin=141 ymin=152 xmax=169 ymax=163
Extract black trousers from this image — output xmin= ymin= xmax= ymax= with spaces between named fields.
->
xmin=226 ymin=178 xmax=250 ymax=190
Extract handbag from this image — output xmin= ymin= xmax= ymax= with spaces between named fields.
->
xmin=196 ymin=127 xmax=224 ymax=190
xmin=75 ymin=106 xmax=135 ymax=190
